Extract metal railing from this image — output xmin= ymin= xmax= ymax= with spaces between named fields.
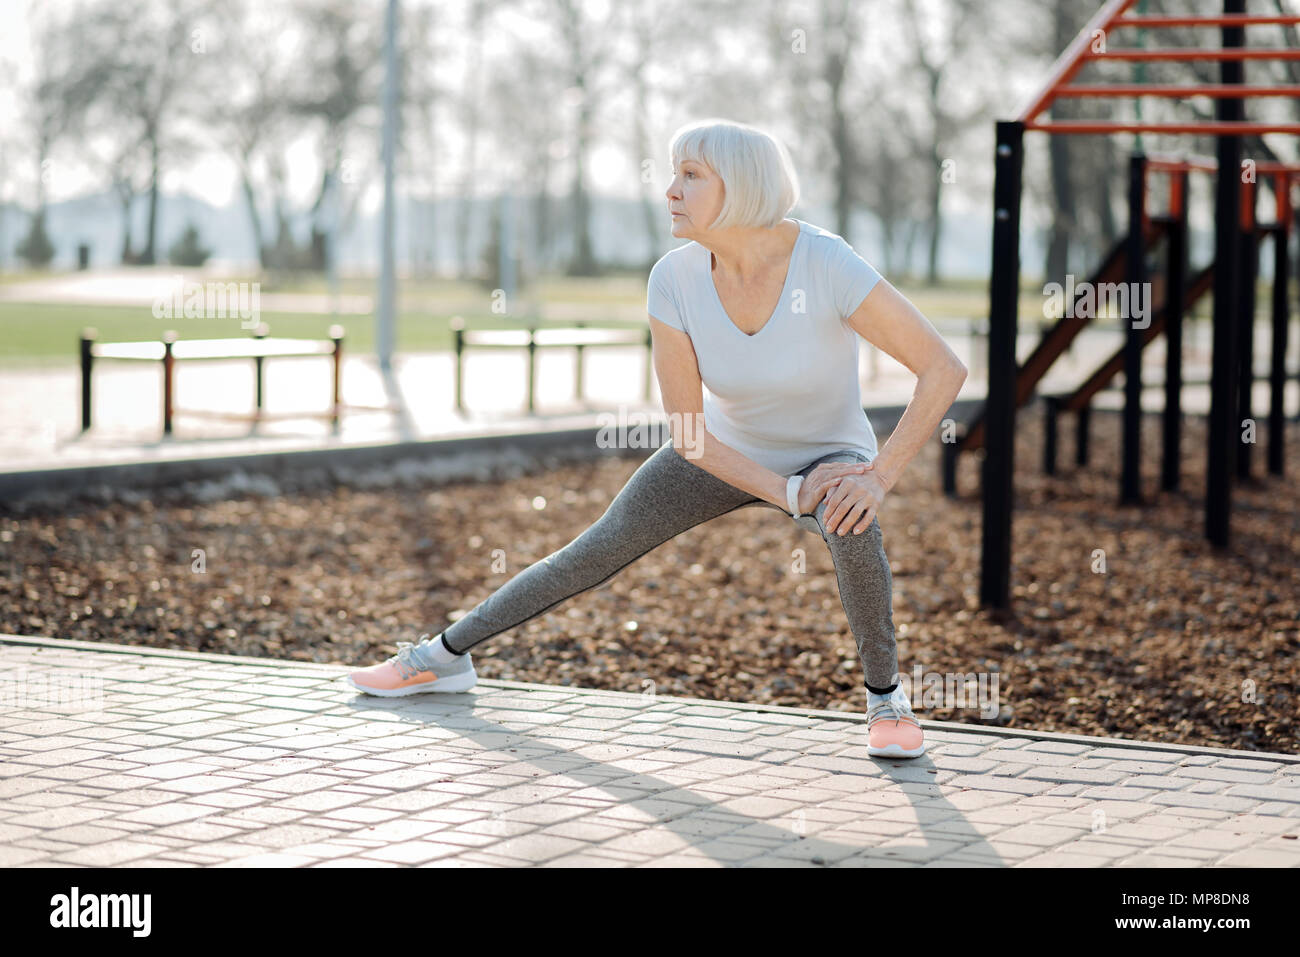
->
xmin=449 ymin=316 xmax=654 ymax=415
xmin=78 ymin=323 xmax=397 ymax=438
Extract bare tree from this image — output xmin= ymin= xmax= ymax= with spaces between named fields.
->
xmin=1043 ymin=0 xmax=1098 ymax=282
xmin=451 ymin=0 xmax=491 ymax=279
xmin=616 ymin=0 xmax=686 ymax=274
xmin=401 ymin=0 xmax=457 ymax=277
xmin=76 ymin=0 xmax=218 ymax=265
xmin=759 ymin=0 xmax=914 ymax=260
xmin=637 ymin=0 xmax=774 ymax=261
xmin=284 ymin=0 xmax=384 ymax=271
xmin=857 ymin=101 xmax=930 ymax=276
xmin=817 ymin=0 xmax=862 ymax=240
xmin=897 ymin=0 xmax=1000 ymax=284
xmin=211 ymin=0 xmax=300 ymax=270
xmin=14 ymin=4 xmax=100 ymax=265
xmin=545 ymin=0 xmax=610 ymax=276
xmin=1009 ymin=0 xmax=1125 ymax=275
xmin=478 ymin=31 xmax=568 ymax=281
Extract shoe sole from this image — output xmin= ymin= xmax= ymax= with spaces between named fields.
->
xmin=867 ymin=741 xmax=926 ymax=759
xmin=346 ymin=670 xmax=478 ymax=697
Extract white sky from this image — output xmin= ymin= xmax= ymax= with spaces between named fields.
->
xmin=0 ymin=0 xmax=642 ymax=213
xmin=0 ymin=0 xmax=1190 ymax=224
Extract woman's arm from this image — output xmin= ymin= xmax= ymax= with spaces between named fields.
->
xmin=650 ymin=315 xmax=866 ymax=512
xmin=842 ymin=280 xmax=968 ymax=492
xmin=649 ymin=315 xmax=792 ymax=508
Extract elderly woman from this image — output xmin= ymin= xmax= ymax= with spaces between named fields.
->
xmin=349 ymin=118 xmax=967 ymax=760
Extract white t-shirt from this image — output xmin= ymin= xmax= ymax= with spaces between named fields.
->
xmin=646 ymin=218 xmax=884 ymax=476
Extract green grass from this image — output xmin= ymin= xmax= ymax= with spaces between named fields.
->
xmin=2 ymin=272 xmax=1238 ymax=365
xmin=133 ymin=271 xmax=651 ymax=305
xmin=0 ymin=301 xmax=659 ymax=365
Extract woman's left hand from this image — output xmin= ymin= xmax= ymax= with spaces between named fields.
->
xmin=822 ymin=462 xmax=887 ymax=536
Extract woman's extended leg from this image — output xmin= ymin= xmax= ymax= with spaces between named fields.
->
xmin=436 ymin=439 xmax=769 ymax=654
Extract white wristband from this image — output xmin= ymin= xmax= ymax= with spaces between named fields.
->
xmin=786 ymin=475 xmax=804 ymax=518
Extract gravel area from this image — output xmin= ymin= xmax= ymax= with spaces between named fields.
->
xmin=2 ymin=408 xmax=1297 ymax=753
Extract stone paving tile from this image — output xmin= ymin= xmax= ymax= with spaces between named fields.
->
xmin=3 ymin=806 xmax=113 ymax=829
xmin=1145 ymin=791 xmax=1263 ymax=813
xmin=1215 ymin=848 xmax=1300 ymax=866
xmin=11 ymin=837 xmax=78 ymax=855
xmin=143 ymin=774 xmax=252 ymax=794
xmin=0 ymin=845 xmax=58 ymax=866
xmin=29 ymin=765 xmax=112 ymax=782
xmin=149 ymin=821 xmax=250 ymax=842
xmin=487 ymin=803 xmax=604 ymax=828
xmin=228 ymin=823 xmax=343 ymax=848
xmin=0 ymin=816 xmax=46 ymax=842
xmin=1172 ymin=765 xmax=1284 ymax=785
xmin=49 ymin=841 xmax=164 ymax=866
xmin=1108 ymin=843 xmax=1213 ymax=864
xmin=936 ymin=774 xmax=1058 ymax=796
xmin=205 ymin=805 xmax=309 ymax=827
xmin=345 ymin=841 xmax=463 ymax=865
xmin=1161 ymin=828 xmax=1261 ymax=852
xmin=40 ymin=823 xmax=153 ymax=845
xmin=113 ymin=802 xmax=215 ymax=826
xmin=1220 ymin=784 xmax=1300 ymax=804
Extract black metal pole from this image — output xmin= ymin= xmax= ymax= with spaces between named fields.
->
xmin=1236 ymin=185 xmax=1258 ymax=480
xmin=451 ymin=317 xmax=465 ymax=415
xmin=1268 ymin=215 xmax=1290 ymax=476
xmin=1076 ymin=402 xmax=1091 ymax=467
xmin=1043 ymin=395 xmax=1059 ymax=476
xmin=1207 ymin=0 xmax=1244 ymax=547
xmin=527 ymin=324 xmax=537 ymax=415
xmin=330 ymin=324 xmax=344 ymax=434
xmin=1162 ymin=170 xmax=1188 ymax=493
xmin=162 ymin=331 xmax=177 ymax=438
xmin=942 ymin=437 xmax=958 ymax=497
xmin=1122 ymin=152 xmax=1147 ymax=506
xmin=253 ymin=324 xmax=267 ymax=425
xmin=574 ymin=320 xmax=586 ymax=402
xmin=79 ymin=328 xmax=96 ymax=433
xmin=980 ymin=120 xmax=1024 ymax=611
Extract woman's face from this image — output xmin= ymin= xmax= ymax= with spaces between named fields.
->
xmin=665 ymin=157 xmax=723 ymax=239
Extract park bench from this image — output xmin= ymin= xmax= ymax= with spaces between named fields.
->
xmin=77 ymin=323 xmax=395 ymax=438
xmin=448 ymin=316 xmax=653 ymax=414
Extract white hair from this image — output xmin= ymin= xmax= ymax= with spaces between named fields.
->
xmin=668 ymin=118 xmax=800 ymax=230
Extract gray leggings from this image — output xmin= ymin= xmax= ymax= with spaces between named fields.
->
xmin=439 ymin=440 xmax=897 ymax=690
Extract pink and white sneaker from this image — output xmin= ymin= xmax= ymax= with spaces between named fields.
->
xmin=346 ymin=637 xmax=477 ymax=697
xmin=866 ymin=686 xmax=926 ymax=758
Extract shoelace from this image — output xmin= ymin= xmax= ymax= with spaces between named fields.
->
xmin=868 ymin=693 xmax=920 ymax=729
xmin=386 ymin=634 xmax=433 ymax=680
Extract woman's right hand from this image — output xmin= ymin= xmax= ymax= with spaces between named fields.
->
xmin=796 ymin=462 xmax=870 ymax=516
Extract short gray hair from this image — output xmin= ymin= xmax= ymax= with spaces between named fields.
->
xmin=668 ymin=118 xmax=800 ymax=230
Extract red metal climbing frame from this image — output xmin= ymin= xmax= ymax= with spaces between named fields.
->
xmin=976 ymin=0 xmax=1300 ymax=610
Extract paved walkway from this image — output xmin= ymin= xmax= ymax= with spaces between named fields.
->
xmin=1 ymin=635 xmax=1296 ymax=868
